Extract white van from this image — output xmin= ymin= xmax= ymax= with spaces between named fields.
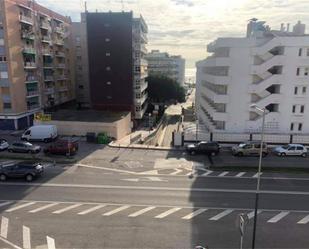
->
xmin=21 ymin=125 xmax=58 ymax=143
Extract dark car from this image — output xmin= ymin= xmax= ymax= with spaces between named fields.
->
xmin=186 ymin=141 xmax=220 ymax=155
xmin=8 ymin=141 xmax=41 ymax=154
xmin=0 ymin=161 xmax=43 ymax=182
xmin=44 ymin=138 xmax=79 ymax=156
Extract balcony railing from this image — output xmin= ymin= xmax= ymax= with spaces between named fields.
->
xmin=44 ymin=75 xmax=54 ymax=81
xmin=19 ymin=15 xmax=33 ymax=25
xmin=58 ymin=86 xmax=68 ymax=92
xmin=42 ymin=49 xmax=52 ymax=55
xmin=57 ymin=63 xmax=65 ymax=68
xmin=21 ymin=31 xmax=35 ymax=40
xmin=55 ymin=26 xmax=65 ymax=34
xmin=23 ymin=47 xmax=36 ymax=54
xmin=24 ymin=62 xmax=36 ymax=69
xmin=44 ymin=88 xmax=55 ymax=95
xmin=54 ymin=38 xmax=64 ymax=46
xmin=55 ymin=51 xmax=65 ymax=57
xmin=25 ymin=75 xmax=38 ymax=82
xmin=26 ymin=90 xmax=39 ymax=97
xmin=42 ymin=36 xmax=51 ymax=43
xmin=40 ymin=21 xmax=50 ymax=30
xmin=57 ymin=75 xmax=67 ymax=80
xmin=43 ymin=63 xmax=53 ymax=68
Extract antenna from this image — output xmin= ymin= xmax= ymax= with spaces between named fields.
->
xmin=121 ymin=0 xmax=124 ymax=11
xmin=84 ymin=1 xmax=87 ymax=12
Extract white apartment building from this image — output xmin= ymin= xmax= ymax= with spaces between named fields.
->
xmin=196 ymin=20 xmax=309 ymax=134
xmin=145 ymin=50 xmax=185 ymax=87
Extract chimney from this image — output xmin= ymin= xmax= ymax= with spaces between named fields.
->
xmin=287 ymin=23 xmax=290 ymax=32
xmin=280 ymin=23 xmax=285 ymax=31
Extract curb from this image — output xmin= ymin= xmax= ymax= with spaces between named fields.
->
xmin=209 ymin=165 xmax=309 ymax=173
xmin=108 ymin=142 xmax=185 ymax=152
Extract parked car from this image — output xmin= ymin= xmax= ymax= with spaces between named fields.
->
xmin=186 ymin=141 xmax=220 ymax=155
xmin=0 ymin=161 xmax=43 ymax=182
xmin=0 ymin=139 xmax=9 ymax=151
xmin=8 ymin=141 xmax=41 ymax=154
xmin=273 ymin=144 xmax=308 ymax=157
xmin=232 ymin=141 xmax=268 ymax=157
xmin=44 ymin=137 xmax=79 ymax=156
xmin=21 ymin=125 xmax=57 ymax=143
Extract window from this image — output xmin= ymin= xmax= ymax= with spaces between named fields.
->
xmin=0 ymin=39 xmax=4 ymax=46
xmin=105 ymin=38 xmax=110 ymax=42
xmin=303 ymin=87 xmax=307 ymax=94
xmin=3 ymin=102 xmax=11 ymax=109
xmin=301 ymin=105 xmax=305 ymax=113
xmin=106 ymin=66 xmax=111 ymax=71
xmin=297 ymin=146 xmax=304 ymax=150
xmin=305 ymin=68 xmax=309 ymax=76
xmin=296 ymin=68 xmax=300 ymax=76
xmin=299 ymin=48 xmax=302 ymax=56
xmin=78 ymin=85 xmax=84 ymax=89
xmin=298 ymin=123 xmax=303 ymax=131
xmin=106 ymin=81 xmax=111 ymax=85
xmin=0 ymin=56 xmax=6 ymax=62
xmin=290 ymin=123 xmax=294 ymax=131
xmin=0 ymin=71 xmax=8 ymax=79
xmin=292 ymin=105 xmax=296 ymax=113
xmin=106 ymin=52 xmax=110 ymax=57
xmin=294 ymin=86 xmax=298 ymax=95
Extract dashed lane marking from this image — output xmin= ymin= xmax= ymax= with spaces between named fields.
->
xmin=170 ymin=169 xmax=183 ymax=175
xmin=247 ymin=210 xmax=262 ymax=219
xmin=0 ymin=201 xmax=12 ymax=208
xmin=47 ymin=236 xmax=56 ymax=249
xmin=182 ymin=209 xmax=208 ymax=220
xmin=202 ymin=170 xmax=213 ymax=176
xmin=218 ymin=171 xmax=229 ymax=177
xmin=236 ymin=172 xmax=246 ymax=177
xmin=253 ymin=172 xmax=263 ymax=178
xmin=0 ymin=216 xmax=8 ymax=238
xmin=77 ymin=205 xmax=106 ymax=215
xmin=29 ymin=203 xmax=58 ymax=213
xmin=128 ymin=206 xmax=156 ymax=217
xmin=267 ymin=211 xmax=290 ymax=223
xmin=5 ymin=202 xmax=36 ymax=212
xmin=155 ymin=207 xmax=181 ymax=219
xmin=102 ymin=205 xmax=130 ymax=216
xmin=22 ymin=225 xmax=31 ymax=249
xmin=297 ymin=214 xmax=309 ymax=224
xmin=52 ymin=204 xmax=82 ymax=214
xmin=209 ymin=209 xmax=234 ymax=221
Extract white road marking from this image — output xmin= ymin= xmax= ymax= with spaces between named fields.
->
xmin=29 ymin=203 xmax=58 ymax=213
xmin=102 ymin=205 xmax=130 ymax=216
xmin=128 ymin=206 xmax=156 ymax=217
xmin=137 ymin=170 xmax=159 ymax=175
xmin=46 ymin=236 xmax=56 ymax=249
xmin=52 ymin=204 xmax=82 ymax=214
xmin=209 ymin=209 xmax=234 ymax=221
xmin=170 ymin=169 xmax=183 ymax=175
xmin=297 ymin=214 xmax=309 ymax=224
xmin=253 ymin=172 xmax=263 ymax=178
xmin=218 ymin=171 xmax=229 ymax=177
xmin=0 ymin=201 xmax=12 ymax=208
xmin=155 ymin=207 xmax=181 ymax=219
xmin=22 ymin=225 xmax=31 ymax=249
xmin=182 ymin=209 xmax=208 ymax=220
xmin=247 ymin=210 xmax=262 ymax=219
xmin=202 ymin=170 xmax=213 ymax=176
xmin=267 ymin=211 xmax=290 ymax=223
xmin=1 ymin=216 xmax=8 ymax=238
xmin=76 ymin=163 xmax=137 ymax=175
xmin=0 ymin=237 xmax=22 ymax=249
xmin=78 ymin=205 xmax=106 ymax=215
xmin=235 ymin=172 xmax=246 ymax=177
xmin=5 ymin=202 xmax=36 ymax=212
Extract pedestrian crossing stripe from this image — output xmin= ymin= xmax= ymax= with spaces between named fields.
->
xmin=1 ymin=200 xmax=309 ymax=224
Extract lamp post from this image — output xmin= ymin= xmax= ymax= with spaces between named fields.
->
xmin=250 ymin=104 xmax=266 ymax=249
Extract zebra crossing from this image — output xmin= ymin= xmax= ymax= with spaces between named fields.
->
xmin=1 ymin=200 xmax=309 ymax=225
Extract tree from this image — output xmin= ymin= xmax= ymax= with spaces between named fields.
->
xmin=146 ymin=75 xmax=185 ymax=103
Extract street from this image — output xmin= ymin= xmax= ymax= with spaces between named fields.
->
xmin=1 ymin=147 xmax=309 ymax=248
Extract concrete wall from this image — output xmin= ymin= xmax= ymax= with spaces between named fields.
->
xmin=35 ymin=113 xmax=131 ymax=140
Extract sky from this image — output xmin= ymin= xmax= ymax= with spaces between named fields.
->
xmin=37 ymin=0 xmax=309 ymax=71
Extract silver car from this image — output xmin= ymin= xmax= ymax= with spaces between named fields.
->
xmin=8 ymin=141 xmax=41 ymax=154
xmin=273 ymin=144 xmax=308 ymax=157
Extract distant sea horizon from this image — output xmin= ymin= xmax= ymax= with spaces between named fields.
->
xmin=185 ymin=68 xmax=196 ymax=84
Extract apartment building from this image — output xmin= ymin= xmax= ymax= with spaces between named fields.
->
xmin=196 ymin=20 xmax=309 ymax=134
xmin=73 ymin=11 xmax=148 ymax=120
xmin=145 ymin=50 xmax=185 ymax=86
xmin=0 ymin=0 xmax=75 ymax=130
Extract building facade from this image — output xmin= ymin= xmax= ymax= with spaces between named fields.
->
xmin=0 ymin=0 xmax=75 ymax=130
xmin=145 ymin=50 xmax=185 ymax=86
xmin=196 ymin=20 xmax=309 ymax=134
xmin=73 ymin=11 xmax=148 ymax=120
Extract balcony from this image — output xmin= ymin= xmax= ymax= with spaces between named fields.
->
xmin=23 ymin=47 xmax=36 ymax=55
xmin=26 ymin=90 xmax=39 ymax=97
xmin=135 ymin=81 xmax=148 ymax=93
xmin=55 ymin=51 xmax=65 ymax=57
xmin=24 ymin=62 xmax=36 ymax=69
xmin=54 ymin=38 xmax=64 ymax=46
xmin=43 ymin=63 xmax=53 ymax=69
xmin=42 ymin=36 xmax=52 ymax=44
xmin=21 ymin=31 xmax=35 ymax=40
xmin=200 ymin=87 xmax=229 ymax=103
xmin=201 ymin=73 xmax=231 ymax=85
xmin=42 ymin=49 xmax=52 ymax=56
xmin=25 ymin=75 xmax=38 ymax=83
xmin=135 ymin=92 xmax=148 ymax=105
xmin=40 ymin=21 xmax=50 ymax=30
xmin=135 ymin=103 xmax=148 ymax=119
xmin=19 ymin=15 xmax=33 ymax=25
xmin=202 ymin=57 xmax=231 ymax=67
xmin=57 ymin=63 xmax=65 ymax=69
xmin=44 ymin=75 xmax=54 ymax=81
xmin=58 ymin=86 xmax=68 ymax=92
xmin=45 ymin=87 xmax=55 ymax=95
xmin=55 ymin=26 xmax=65 ymax=34
xmin=135 ymin=58 xmax=148 ymax=66
xmin=57 ymin=75 xmax=67 ymax=81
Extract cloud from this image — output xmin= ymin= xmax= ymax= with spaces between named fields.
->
xmin=37 ymin=0 xmax=309 ymax=68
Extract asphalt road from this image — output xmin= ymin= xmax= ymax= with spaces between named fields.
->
xmin=1 ymin=150 xmax=309 ymax=249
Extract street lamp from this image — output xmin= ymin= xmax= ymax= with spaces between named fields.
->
xmin=250 ymin=103 xmax=266 ymax=249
